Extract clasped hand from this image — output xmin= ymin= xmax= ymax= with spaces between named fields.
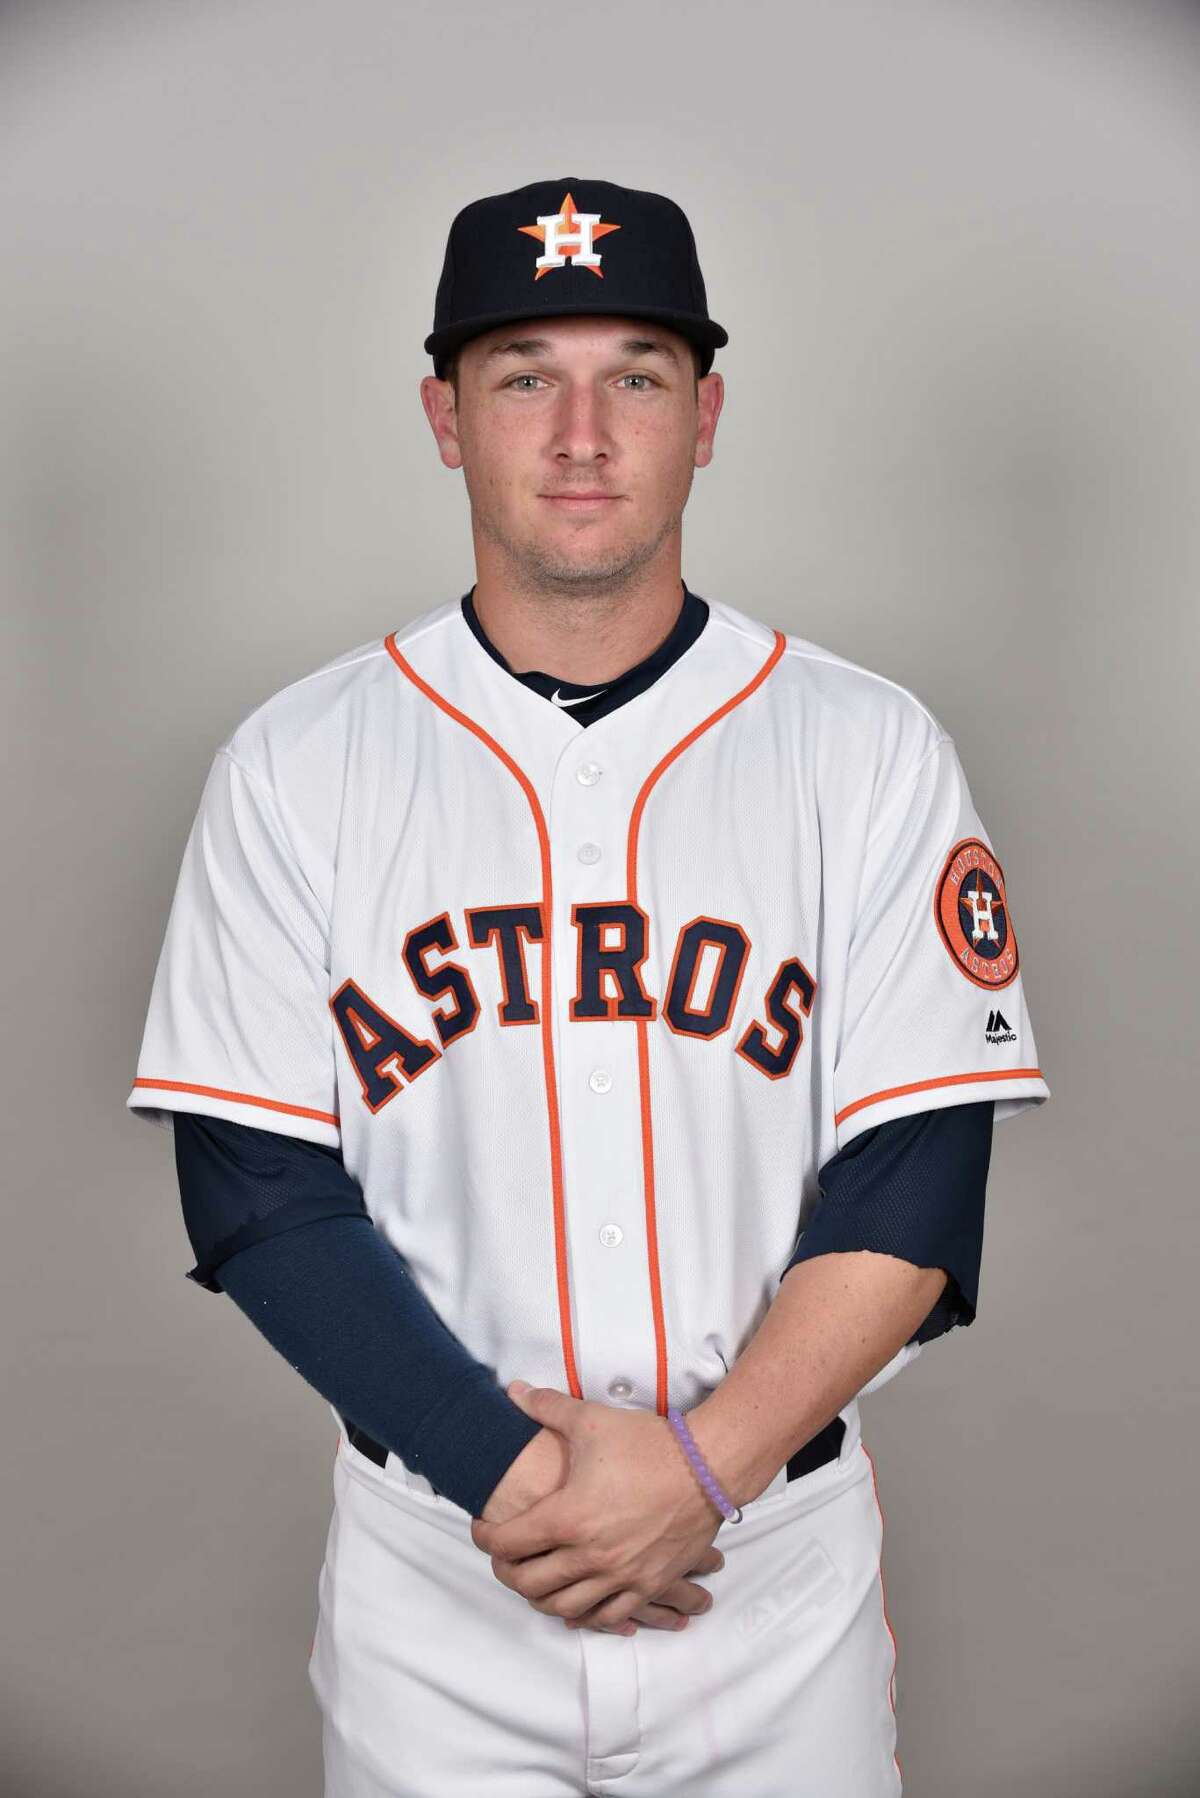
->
xmin=469 ymin=1381 xmax=725 ymax=1635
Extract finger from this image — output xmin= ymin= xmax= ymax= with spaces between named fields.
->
xmin=507 ymin=1549 xmax=723 ymax=1616
xmin=568 ymin=1602 xmax=684 ymax=1632
xmin=561 ymin=1585 xmax=644 ymax=1629
xmin=492 ymin=1548 xmax=593 ymax=1602
xmin=538 ymin=1575 xmax=636 ymax=1621
xmin=473 ymin=1495 xmax=571 ymax=1562
xmin=632 ymin=1602 xmax=693 ymax=1630
xmin=689 ymin=1546 xmax=725 ymax=1576
xmin=495 ymin=1559 xmax=628 ymax=1619
xmin=566 ymin=1573 xmax=716 ymax=1631
xmin=656 ymin=1577 xmax=715 ymax=1617
xmin=505 ymin=1384 xmax=578 ymax=1436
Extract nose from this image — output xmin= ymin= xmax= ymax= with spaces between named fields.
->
xmin=550 ymin=380 xmax=613 ymax=466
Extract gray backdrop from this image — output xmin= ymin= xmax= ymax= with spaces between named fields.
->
xmin=3 ymin=1 xmax=1197 ymax=1793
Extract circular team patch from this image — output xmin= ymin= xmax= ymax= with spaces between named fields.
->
xmin=934 ymin=837 xmax=1019 ymax=989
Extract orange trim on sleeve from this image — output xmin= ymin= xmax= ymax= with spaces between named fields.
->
xmin=835 ymin=1067 xmax=1045 ymax=1127
xmin=130 ymin=1078 xmax=340 ymax=1127
xmin=626 ymin=629 xmax=788 ymax=1416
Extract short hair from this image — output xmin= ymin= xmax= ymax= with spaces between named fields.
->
xmin=444 ymin=338 xmax=703 ymax=396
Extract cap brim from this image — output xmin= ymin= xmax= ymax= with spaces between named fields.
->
xmin=424 ymin=302 xmax=728 ymax=373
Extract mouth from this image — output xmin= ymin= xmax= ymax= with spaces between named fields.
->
xmin=540 ymin=494 xmax=621 ymax=508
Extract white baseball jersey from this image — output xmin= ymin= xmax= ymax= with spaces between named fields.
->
xmin=127 ymin=595 xmax=1049 ymax=1420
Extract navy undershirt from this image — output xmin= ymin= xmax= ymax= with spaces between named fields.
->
xmin=170 ymin=581 xmax=992 ymax=1517
xmin=460 ymin=578 xmax=709 ymax=728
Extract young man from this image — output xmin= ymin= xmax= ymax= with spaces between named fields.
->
xmin=128 ymin=177 xmax=1048 ymax=1796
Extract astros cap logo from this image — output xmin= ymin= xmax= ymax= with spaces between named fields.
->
xmin=517 ymin=190 xmax=621 ymax=280
xmin=933 ymin=837 xmax=1020 ymax=989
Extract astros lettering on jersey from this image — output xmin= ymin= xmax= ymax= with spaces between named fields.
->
xmin=127 ymin=595 xmax=1048 ymax=1420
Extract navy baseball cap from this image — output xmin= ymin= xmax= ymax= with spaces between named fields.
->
xmin=424 ymin=177 xmax=729 ymax=380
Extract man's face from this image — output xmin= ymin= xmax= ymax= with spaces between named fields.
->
xmin=421 ymin=315 xmax=723 ymax=595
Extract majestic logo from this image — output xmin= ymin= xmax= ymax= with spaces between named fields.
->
xmin=985 ymin=1008 xmax=1017 ymax=1044
xmin=934 ymin=837 xmax=1020 ymax=990
xmin=551 ymin=686 xmax=607 ymax=708
xmin=518 ymin=190 xmax=620 ymax=280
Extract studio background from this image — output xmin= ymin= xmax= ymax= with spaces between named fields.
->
xmin=2 ymin=2 xmax=1197 ymax=1793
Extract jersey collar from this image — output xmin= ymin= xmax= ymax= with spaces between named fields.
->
xmin=459 ymin=581 xmax=711 ymax=730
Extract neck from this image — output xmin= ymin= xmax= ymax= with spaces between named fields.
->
xmin=470 ymin=567 xmax=686 ymax=684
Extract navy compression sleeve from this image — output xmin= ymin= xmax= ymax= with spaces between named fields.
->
xmin=173 ymin=1097 xmax=989 ymax=1525
xmin=172 ymin=1114 xmax=541 ymax=1519
xmin=782 ymin=1101 xmax=994 ymax=1344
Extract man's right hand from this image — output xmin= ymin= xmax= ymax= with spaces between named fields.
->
xmin=479 ymin=1425 xmax=724 ymax=1636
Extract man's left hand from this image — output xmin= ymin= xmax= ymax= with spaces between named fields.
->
xmin=469 ymin=1381 xmax=723 ymax=1632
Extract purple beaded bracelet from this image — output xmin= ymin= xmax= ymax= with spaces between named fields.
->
xmin=666 ymin=1406 xmax=743 ymax=1524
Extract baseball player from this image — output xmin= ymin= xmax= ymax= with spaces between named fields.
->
xmin=126 ymin=177 xmax=1049 ymax=1796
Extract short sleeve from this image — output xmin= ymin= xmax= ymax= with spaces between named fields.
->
xmin=832 ymin=735 xmax=1049 ymax=1151
xmin=126 ymin=748 xmax=341 ymax=1149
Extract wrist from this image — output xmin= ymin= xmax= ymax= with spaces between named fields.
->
xmin=481 ymin=1425 xmax=565 ymax=1522
xmin=662 ymin=1406 xmax=746 ymax=1523
xmin=682 ymin=1390 xmax=775 ymax=1512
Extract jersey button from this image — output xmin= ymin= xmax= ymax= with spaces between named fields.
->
xmin=607 ymin=1377 xmax=633 ymax=1401
xmin=576 ymin=761 xmax=603 ymax=787
xmin=588 ymin=1068 xmax=613 ymax=1094
xmin=599 ymin=1223 xmax=623 ymax=1247
xmin=577 ymin=842 xmax=602 ymax=865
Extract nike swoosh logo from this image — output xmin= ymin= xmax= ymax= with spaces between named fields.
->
xmin=551 ymin=687 xmax=607 ymax=708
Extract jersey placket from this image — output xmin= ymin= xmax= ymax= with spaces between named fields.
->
xmin=546 ymin=734 xmax=652 ymax=1413
xmin=543 ymin=627 xmax=789 ymax=1416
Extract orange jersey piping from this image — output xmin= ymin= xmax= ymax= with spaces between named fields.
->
xmin=130 ymin=1077 xmax=339 ymax=1127
xmin=384 ymin=633 xmax=582 ymax=1401
xmin=625 ymin=629 xmax=787 ymax=1415
xmin=836 ymin=1066 xmax=1045 ymax=1128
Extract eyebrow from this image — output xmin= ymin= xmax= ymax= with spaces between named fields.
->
xmin=483 ymin=335 xmax=681 ymax=367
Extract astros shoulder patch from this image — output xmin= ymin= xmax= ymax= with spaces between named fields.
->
xmin=933 ymin=837 xmax=1019 ymax=989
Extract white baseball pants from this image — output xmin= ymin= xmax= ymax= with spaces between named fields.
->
xmin=307 ymin=1403 xmax=903 ymax=1797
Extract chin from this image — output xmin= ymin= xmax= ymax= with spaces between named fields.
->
xmin=523 ymin=555 xmax=629 ymax=589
